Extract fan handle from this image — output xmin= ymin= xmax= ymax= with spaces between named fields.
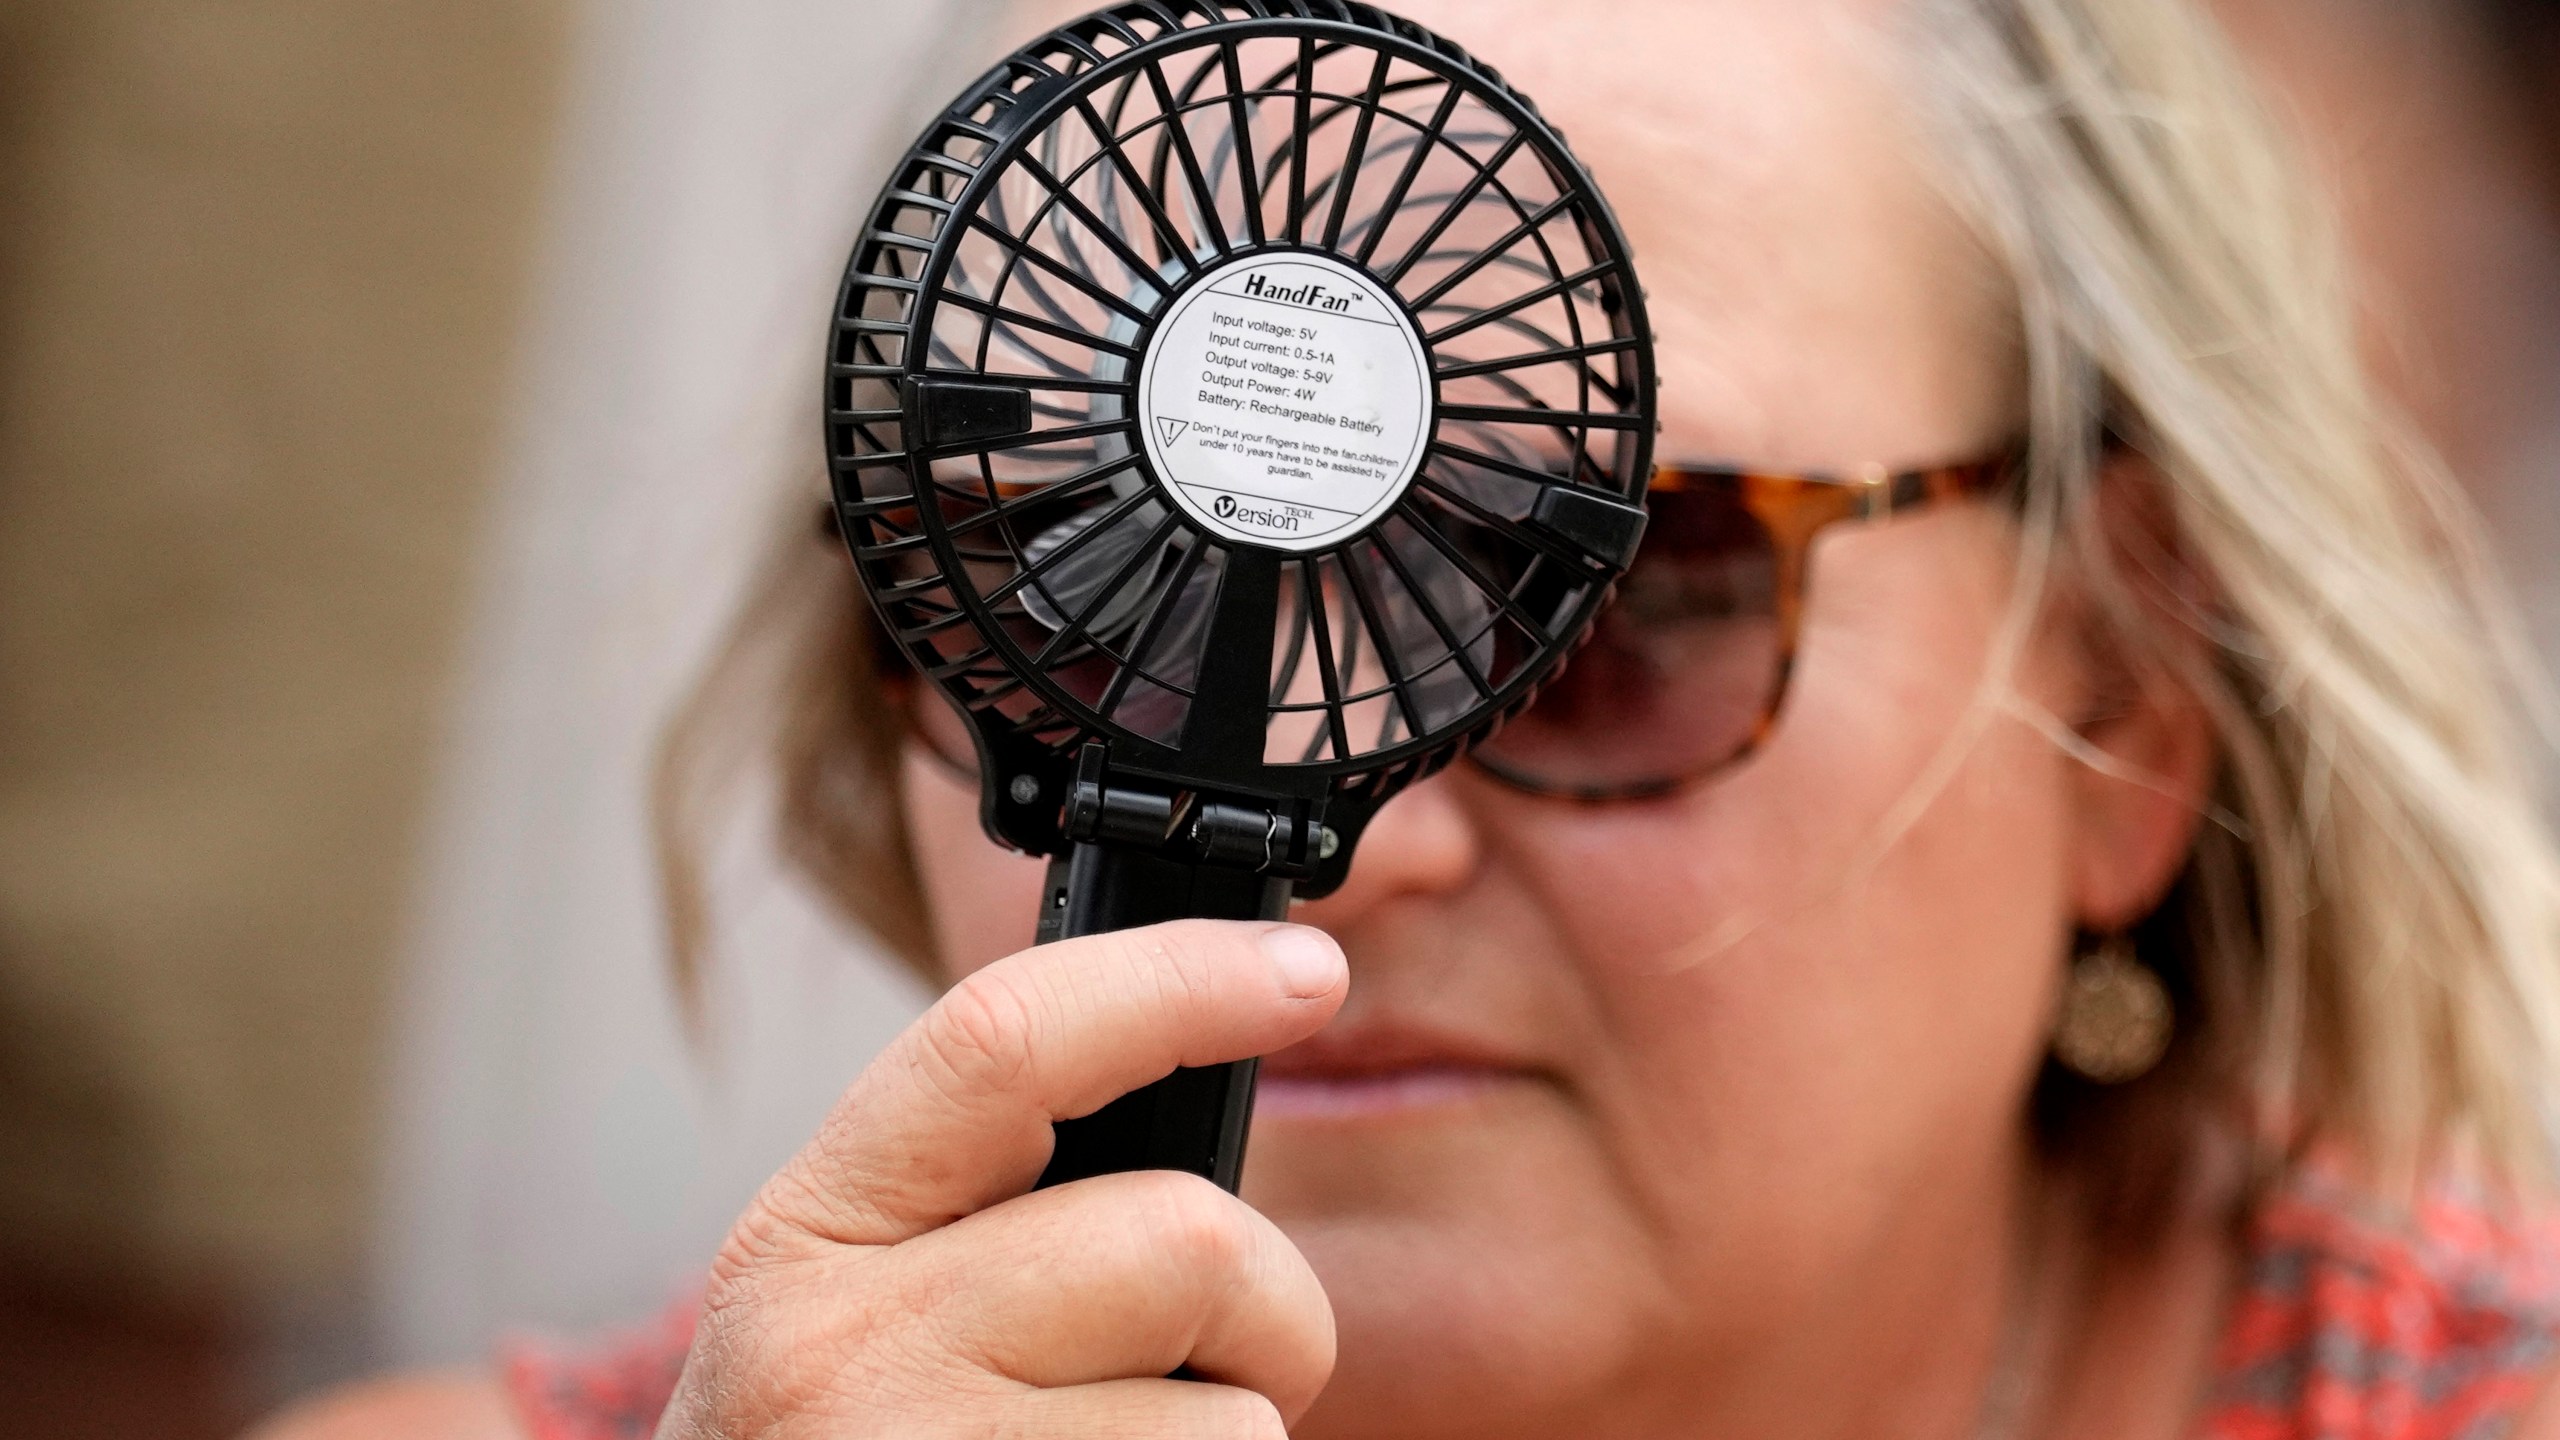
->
xmin=1031 ymin=843 xmax=1294 ymax=1193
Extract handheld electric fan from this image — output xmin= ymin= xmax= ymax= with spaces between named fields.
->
xmin=827 ymin=0 xmax=1654 ymax=1193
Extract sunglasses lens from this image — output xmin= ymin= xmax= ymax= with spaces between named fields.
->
xmin=1475 ymin=484 xmax=1787 ymax=795
xmin=891 ymin=481 xmax=1796 ymax=800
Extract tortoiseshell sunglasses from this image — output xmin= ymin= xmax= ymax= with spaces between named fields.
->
xmin=878 ymin=451 xmax=2015 ymax=803
xmin=1468 ymin=453 xmax=2015 ymax=800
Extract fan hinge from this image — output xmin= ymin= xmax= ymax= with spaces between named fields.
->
xmin=1062 ymin=744 xmax=1333 ymax=877
xmin=1526 ymin=485 xmax=1649 ymax=573
xmin=904 ymin=376 xmax=1033 ymax=455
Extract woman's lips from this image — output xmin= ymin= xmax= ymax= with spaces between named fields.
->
xmin=1253 ymin=1064 xmax=1527 ymax=1119
xmin=1253 ymin=1025 xmax=1541 ymax=1120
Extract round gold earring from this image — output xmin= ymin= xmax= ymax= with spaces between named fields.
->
xmin=2052 ymin=933 xmax=2173 ymax=1084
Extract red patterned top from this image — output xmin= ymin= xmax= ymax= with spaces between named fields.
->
xmin=504 ymin=1175 xmax=2560 ymax=1439
xmin=2197 ymin=1173 xmax=2560 ymax=1438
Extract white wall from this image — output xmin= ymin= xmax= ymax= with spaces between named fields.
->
xmin=376 ymin=0 xmax=1000 ymax=1365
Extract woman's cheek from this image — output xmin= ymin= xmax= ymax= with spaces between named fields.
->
xmin=1482 ymin=701 xmax=1895 ymax=987
xmin=1491 ymin=789 xmax=1785 ymax=980
xmin=902 ymin=748 xmax=1048 ymax=981
xmin=1489 ymin=516 xmax=2073 ymax=1212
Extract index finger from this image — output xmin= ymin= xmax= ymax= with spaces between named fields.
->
xmin=749 ymin=919 xmax=1345 ymax=1250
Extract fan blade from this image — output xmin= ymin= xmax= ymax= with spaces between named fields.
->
xmin=1019 ymin=503 xmax=1179 ymax=643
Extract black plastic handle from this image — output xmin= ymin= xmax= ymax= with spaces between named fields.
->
xmin=1032 ymin=842 xmax=1293 ymax=1193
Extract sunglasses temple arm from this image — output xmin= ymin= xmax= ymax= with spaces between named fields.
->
xmin=1030 ymin=842 xmax=1293 ymax=1196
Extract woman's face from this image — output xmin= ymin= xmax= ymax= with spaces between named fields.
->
xmin=906 ymin=1 xmax=2210 ymax=1436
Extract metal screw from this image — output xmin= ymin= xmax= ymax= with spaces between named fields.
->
xmin=1008 ymin=774 xmax=1040 ymax=805
xmin=1317 ymin=825 xmax=1340 ymax=860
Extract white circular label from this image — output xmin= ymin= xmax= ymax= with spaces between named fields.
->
xmin=1137 ymin=252 xmax=1430 ymax=552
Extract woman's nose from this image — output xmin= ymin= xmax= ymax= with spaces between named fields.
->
xmin=1296 ymin=771 xmax=1483 ymax=928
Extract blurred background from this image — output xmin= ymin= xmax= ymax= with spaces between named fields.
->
xmin=0 ymin=1 xmax=2554 ymax=1435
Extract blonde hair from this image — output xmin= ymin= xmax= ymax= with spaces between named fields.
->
xmin=661 ymin=0 xmax=2560 ymax=1210
xmin=1906 ymin=0 xmax=2560 ymax=1194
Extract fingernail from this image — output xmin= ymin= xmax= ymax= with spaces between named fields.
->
xmin=1261 ymin=926 xmax=1344 ymax=999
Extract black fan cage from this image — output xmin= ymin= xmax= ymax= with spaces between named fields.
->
xmin=827 ymin=0 xmax=1654 ymax=796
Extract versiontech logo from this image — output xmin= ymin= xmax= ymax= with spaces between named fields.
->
xmin=1207 ymin=492 xmax=1305 ymax=534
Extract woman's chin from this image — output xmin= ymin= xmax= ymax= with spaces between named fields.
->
xmin=1283 ymin=1210 xmax=1659 ymax=1440
xmin=1242 ymin=1099 xmax=1669 ymax=1440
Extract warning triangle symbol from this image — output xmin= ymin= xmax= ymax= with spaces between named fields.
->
xmin=1155 ymin=417 xmax=1191 ymax=448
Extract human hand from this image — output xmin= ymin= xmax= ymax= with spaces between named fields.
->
xmin=654 ymin=919 xmax=1348 ymax=1438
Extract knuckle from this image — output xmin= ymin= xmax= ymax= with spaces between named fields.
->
xmin=915 ymin=969 xmax=1039 ymax=1100
xmin=716 ymin=1173 xmax=843 ymax=1271
xmin=1132 ymin=1170 xmax=1256 ymax=1279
